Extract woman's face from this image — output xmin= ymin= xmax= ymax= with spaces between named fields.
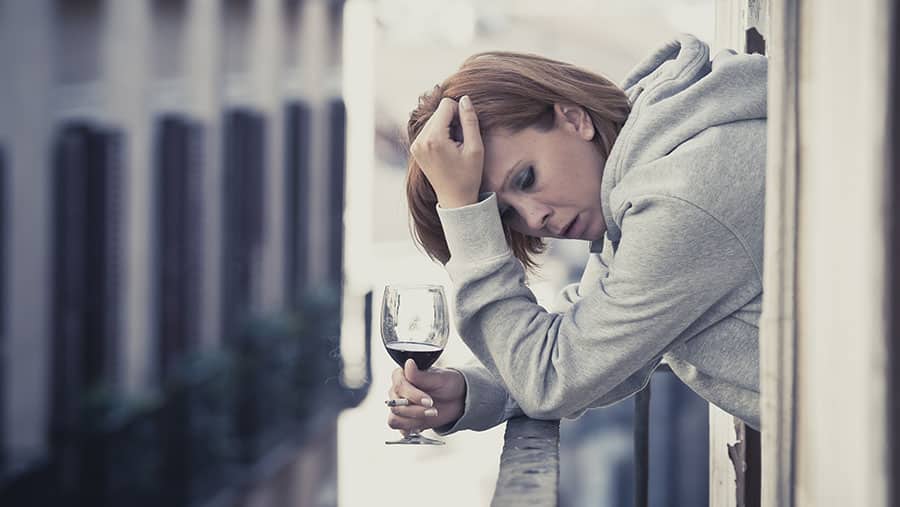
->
xmin=479 ymin=104 xmax=608 ymax=241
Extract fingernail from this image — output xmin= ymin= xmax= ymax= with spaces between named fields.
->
xmin=424 ymin=408 xmax=438 ymax=417
xmin=460 ymin=95 xmax=472 ymax=110
xmin=421 ymin=397 xmax=434 ymax=408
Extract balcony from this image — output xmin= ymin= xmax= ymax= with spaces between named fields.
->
xmin=489 ymin=366 xmax=757 ymax=507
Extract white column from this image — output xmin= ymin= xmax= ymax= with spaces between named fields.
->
xmin=793 ymin=0 xmax=892 ymax=505
xmin=300 ymin=0 xmax=334 ymax=289
xmin=106 ymin=0 xmax=153 ymax=393
xmin=760 ymin=0 xmax=798 ymax=505
xmin=188 ymin=0 xmax=224 ymax=348
xmin=340 ymin=0 xmax=375 ymax=391
xmin=256 ymin=0 xmax=286 ymax=311
xmin=1 ymin=0 xmax=53 ymax=457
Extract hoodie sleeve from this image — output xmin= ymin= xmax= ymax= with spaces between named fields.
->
xmin=551 ymin=241 xmax=612 ymax=313
xmin=437 ymin=192 xmax=759 ymax=420
xmin=435 ymin=236 xmax=613 ymax=435
xmin=432 ymin=359 xmax=523 ymax=435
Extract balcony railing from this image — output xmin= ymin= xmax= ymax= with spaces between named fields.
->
xmin=490 ymin=365 xmax=756 ymax=506
xmin=490 ymin=370 xmax=661 ymax=507
xmin=491 ymin=417 xmax=560 ymax=507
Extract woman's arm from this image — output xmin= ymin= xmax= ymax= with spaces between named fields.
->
xmin=438 ymin=193 xmax=760 ymax=419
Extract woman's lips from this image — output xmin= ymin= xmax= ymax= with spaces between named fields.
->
xmin=562 ymin=215 xmax=579 ymax=238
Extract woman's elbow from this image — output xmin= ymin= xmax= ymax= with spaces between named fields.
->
xmin=509 ymin=370 xmax=580 ymax=419
xmin=515 ymin=393 xmax=571 ymax=420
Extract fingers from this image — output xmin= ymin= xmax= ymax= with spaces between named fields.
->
xmin=428 ymin=96 xmax=480 ymax=152
xmin=390 ymin=403 xmax=439 ymax=418
xmin=387 ymin=362 xmax=439 ymax=432
xmin=433 ymin=96 xmax=459 ymax=124
xmin=419 ymin=98 xmax=459 ymax=148
xmin=409 ymin=101 xmax=456 ymax=165
xmin=408 ymin=94 xmax=484 ymax=209
xmin=387 ymin=386 xmax=436 ymax=415
xmin=391 ymin=364 xmax=434 ymax=407
xmin=403 ymin=359 xmax=450 ymax=392
xmin=386 ymin=363 xmax=467 ymax=434
xmin=458 ymin=95 xmax=483 ymax=154
xmin=387 ymin=386 xmax=437 ymax=432
xmin=403 ymin=358 xmax=424 ymax=387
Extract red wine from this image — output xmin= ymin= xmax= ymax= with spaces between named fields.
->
xmin=385 ymin=341 xmax=444 ymax=370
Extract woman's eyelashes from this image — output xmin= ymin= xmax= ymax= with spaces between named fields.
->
xmin=516 ymin=165 xmax=535 ymax=190
xmin=499 ymin=166 xmax=535 ymax=220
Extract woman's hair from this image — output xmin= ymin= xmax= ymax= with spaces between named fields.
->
xmin=406 ymin=51 xmax=631 ymax=269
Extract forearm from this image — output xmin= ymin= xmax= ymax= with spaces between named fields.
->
xmin=437 ymin=196 xmax=648 ymax=418
xmin=437 ymin=194 xmax=760 ymax=420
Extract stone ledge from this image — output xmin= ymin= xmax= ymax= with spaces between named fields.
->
xmin=491 ymin=417 xmax=559 ymax=507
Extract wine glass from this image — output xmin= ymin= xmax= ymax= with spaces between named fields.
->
xmin=381 ymin=284 xmax=449 ymax=445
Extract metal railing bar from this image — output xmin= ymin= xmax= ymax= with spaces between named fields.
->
xmin=634 ymin=383 xmax=651 ymax=507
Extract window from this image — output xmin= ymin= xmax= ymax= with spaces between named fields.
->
xmin=154 ymin=114 xmax=204 ymax=378
xmin=0 ymin=144 xmax=6 ymax=465
xmin=283 ymin=102 xmax=310 ymax=306
xmin=221 ymin=109 xmax=265 ymax=336
xmin=50 ymin=122 xmax=123 ymax=489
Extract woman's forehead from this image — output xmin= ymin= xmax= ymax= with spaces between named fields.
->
xmin=484 ymin=127 xmax=540 ymax=163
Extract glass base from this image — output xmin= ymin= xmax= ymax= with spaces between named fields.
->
xmin=385 ymin=433 xmax=445 ymax=445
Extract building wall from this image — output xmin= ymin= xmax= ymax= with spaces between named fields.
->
xmin=0 ymin=1 xmax=350 ymax=505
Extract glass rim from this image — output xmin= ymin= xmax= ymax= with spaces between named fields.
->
xmin=383 ymin=283 xmax=446 ymax=291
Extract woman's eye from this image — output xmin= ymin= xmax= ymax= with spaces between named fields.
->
xmin=518 ymin=166 xmax=535 ymax=190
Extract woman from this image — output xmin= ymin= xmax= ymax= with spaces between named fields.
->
xmin=387 ymin=34 xmax=767 ymax=436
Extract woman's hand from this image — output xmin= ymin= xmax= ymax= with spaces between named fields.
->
xmin=387 ymin=359 xmax=466 ymax=433
xmin=409 ymin=95 xmax=484 ymax=209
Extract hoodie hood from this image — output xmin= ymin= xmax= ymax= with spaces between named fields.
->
xmin=599 ymin=34 xmax=768 ymax=245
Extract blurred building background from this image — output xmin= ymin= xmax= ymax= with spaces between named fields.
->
xmin=0 ymin=0 xmax=724 ymax=506
xmin=1 ymin=1 xmax=363 ymax=505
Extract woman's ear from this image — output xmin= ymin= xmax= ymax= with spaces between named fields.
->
xmin=553 ymin=103 xmax=595 ymax=141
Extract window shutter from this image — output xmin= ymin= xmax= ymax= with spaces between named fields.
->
xmin=221 ymin=109 xmax=266 ymax=337
xmin=327 ymin=98 xmax=346 ymax=289
xmin=50 ymin=122 xmax=124 ymax=495
xmin=0 ymin=145 xmax=6 ymax=462
xmin=283 ymin=101 xmax=310 ymax=306
xmin=155 ymin=114 xmax=204 ymax=378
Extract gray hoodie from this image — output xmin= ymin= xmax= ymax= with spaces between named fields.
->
xmin=436 ymin=34 xmax=766 ymax=433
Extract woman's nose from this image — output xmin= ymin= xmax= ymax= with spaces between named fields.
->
xmin=520 ymin=202 xmax=551 ymax=232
